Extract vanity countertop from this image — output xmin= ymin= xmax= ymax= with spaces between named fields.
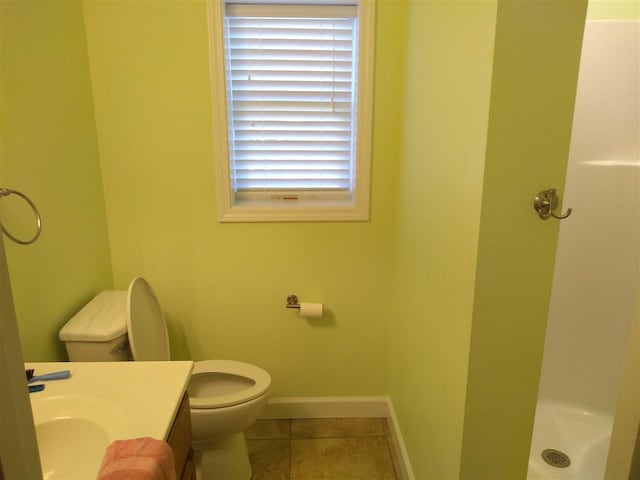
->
xmin=25 ymin=361 xmax=193 ymax=479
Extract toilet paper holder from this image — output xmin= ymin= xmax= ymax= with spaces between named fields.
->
xmin=285 ymin=295 xmax=324 ymax=318
xmin=286 ymin=295 xmax=300 ymax=309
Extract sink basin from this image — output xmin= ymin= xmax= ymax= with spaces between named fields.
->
xmin=32 ymin=395 xmax=133 ymax=480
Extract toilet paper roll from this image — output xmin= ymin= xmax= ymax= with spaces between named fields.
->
xmin=299 ymin=302 xmax=323 ymax=319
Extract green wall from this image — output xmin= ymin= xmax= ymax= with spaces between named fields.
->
xmin=460 ymin=1 xmax=587 ymax=478
xmin=0 ymin=0 xmax=113 ymax=360
xmin=389 ymin=0 xmax=587 ymax=478
xmin=81 ymin=0 xmax=404 ymax=396
xmin=388 ymin=1 xmax=496 ymax=477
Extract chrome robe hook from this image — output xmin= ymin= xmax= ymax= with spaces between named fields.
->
xmin=533 ymin=188 xmax=572 ymax=220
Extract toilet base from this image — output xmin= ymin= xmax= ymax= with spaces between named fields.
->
xmin=194 ymin=432 xmax=252 ymax=480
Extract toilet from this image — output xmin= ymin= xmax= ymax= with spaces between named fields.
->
xmin=59 ymin=277 xmax=271 ymax=480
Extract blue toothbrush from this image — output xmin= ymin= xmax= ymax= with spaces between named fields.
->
xmin=26 ymin=369 xmax=71 ymax=384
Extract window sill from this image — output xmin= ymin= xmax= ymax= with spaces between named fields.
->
xmin=217 ymin=199 xmax=369 ymax=223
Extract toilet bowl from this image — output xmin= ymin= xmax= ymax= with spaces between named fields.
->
xmin=59 ymin=277 xmax=271 ymax=480
xmin=188 ymin=360 xmax=270 ymax=479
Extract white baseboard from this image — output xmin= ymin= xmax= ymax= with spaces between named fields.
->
xmin=386 ymin=398 xmax=415 ymax=480
xmin=259 ymin=396 xmax=414 ymax=479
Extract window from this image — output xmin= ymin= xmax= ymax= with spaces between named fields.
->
xmin=209 ymin=0 xmax=375 ymax=222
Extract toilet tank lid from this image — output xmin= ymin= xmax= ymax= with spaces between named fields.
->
xmin=59 ymin=291 xmax=128 ymax=342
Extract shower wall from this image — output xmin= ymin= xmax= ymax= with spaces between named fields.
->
xmin=535 ymin=20 xmax=640 ymax=415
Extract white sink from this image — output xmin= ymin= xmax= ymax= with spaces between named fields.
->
xmin=26 ymin=361 xmax=193 ymax=479
xmin=32 ymin=395 xmax=133 ymax=479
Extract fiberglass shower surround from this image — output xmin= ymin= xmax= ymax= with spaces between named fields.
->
xmin=527 ymin=19 xmax=640 ymax=480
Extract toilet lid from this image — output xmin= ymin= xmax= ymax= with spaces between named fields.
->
xmin=127 ymin=277 xmax=171 ymax=361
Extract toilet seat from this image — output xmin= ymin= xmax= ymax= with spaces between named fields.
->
xmin=188 ymin=360 xmax=271 ymax=409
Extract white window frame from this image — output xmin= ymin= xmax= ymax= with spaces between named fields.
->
xmin=208 ymin=0 xmax=375 ymax=222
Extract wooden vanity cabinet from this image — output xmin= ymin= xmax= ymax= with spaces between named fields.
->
xmin=167 ymin=392 xmax=195 ymax=480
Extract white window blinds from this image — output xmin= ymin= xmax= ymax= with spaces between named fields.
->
xmin=223 ymin=3 xmax=359 ymax=200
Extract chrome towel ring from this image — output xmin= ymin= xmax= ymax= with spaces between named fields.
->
xmin=0 ymin=188 xmax=42 ymax=245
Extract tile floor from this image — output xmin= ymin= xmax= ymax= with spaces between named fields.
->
xmin=245 ymin=418 xmax=401 ymax=480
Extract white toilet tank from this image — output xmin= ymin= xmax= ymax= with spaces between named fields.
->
xmin=59 ymin=291 xmax=131 ymax=362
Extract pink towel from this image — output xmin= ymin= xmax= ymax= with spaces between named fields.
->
xmin=97 ymin=437 xmax=176 ymax=480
